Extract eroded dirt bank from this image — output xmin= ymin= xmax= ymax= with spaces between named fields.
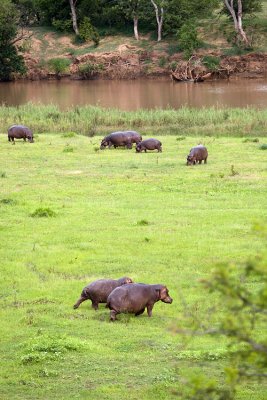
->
xmin=22 ymin=46 xmax=267 ymax=81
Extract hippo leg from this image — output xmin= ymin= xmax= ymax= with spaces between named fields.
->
xmin=110 ymin=309 xmax=118 ymax=321
xmin=73 ymin=296 xmax=87 ymax=309
xmin=147 ymin=304 xmax=154 ymax=317
xmin=145 ymin=149 xmax=147 ymax=153
xmin=23 ymin=137 xmax=26 ymax=142
xmin=91 ymin=301 xmax=99 ymax=310
xmin=8 ymin=136 xmax=11 ymax=142
xmin=199 ymin=160 xmax=202 ymax=164
xmin=135 ymin=308 xmax=145 ymax=316
xmin=204 ymin=158 xmax=207 ymax=164
xmin=126 ymin=142 xmax=132 ymax=149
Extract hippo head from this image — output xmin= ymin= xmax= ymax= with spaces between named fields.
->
xmin=186 ymin=155 xmax=195 ymax=165
xmin=118 ymin=277 xmax=134 ymax=285
xmin=136 ymin=144 xmax=141 ymax=152
xmin=100 ymin=139 xmax=108 ymax=149
xmin=28 ymin=136 xmax=34 ymax=143
xmin=156 ymin=285 xmax=173 ymax=303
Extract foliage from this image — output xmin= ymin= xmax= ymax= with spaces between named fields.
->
xmin=202 ymin=56 xmax=221 ymax=71
xmin=177 ymin=21 xmax=200 ymax=58
xmin=47 ymin=57 xmax=71 ymax=76
xmin=52 ymin=18 xmax=72 ymax=32
xmin=78 ymin=16 xmax=100 ymax=46
xmin=0 ymin=0 xmax=26 ymax=80
xmin=78 ymin=61 xmax=104 ymax=78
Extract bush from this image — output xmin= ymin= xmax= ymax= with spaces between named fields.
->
xmin=177 ymin=22 xmax=200 ymax=59
xmin=79 ymin=17 xmax=100 ymax=47
xmin=30 ymin=207 xmax=56 ymax=218
xmin=78 ymin=62 xmax=103 ymax=78
xmin=48 ymin=58 xmax=71 ymax=77
xmin=52 ymin=18 xmax=72 ymax=32
xmin=202 ymin=55 xmax=220 ymax=71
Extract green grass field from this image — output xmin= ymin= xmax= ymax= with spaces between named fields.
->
xmin=0 ymin=126 xmax=266 ymax=399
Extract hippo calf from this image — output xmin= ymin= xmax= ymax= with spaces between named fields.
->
xmin=73 ymin=277 xmax=133 ymax=310
xmin=187 ymin=145 xmax=208 ymax=165
xmin=100 ymin=131 xmax=142 ymax=150
xmin=136 ymin=138 xmax=162 ymax=153
xmin=8 ymin=125 xmax=34 ymax=143
xmin=107 ymin=283 xmax=173 ymax=321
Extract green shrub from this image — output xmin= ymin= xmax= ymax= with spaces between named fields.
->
xmin=202 ymin=55 xmax=220 ymax=71
xmin=177 ymin=22 xmax=200 ymax=59
xmin=79 ymin=17 xmax=100 ymax=47
xmin=52 ymin=18 xmax=72 ymax=32
xmin=48 ymin=58 xmax=71 ymax=76
xmin=30 ymin=207 xmax=56 ymax=218
xmin=259 ymin=143 xmax=267 ymax=150
xmin=78 ymin=62 xmax=103 ymax=78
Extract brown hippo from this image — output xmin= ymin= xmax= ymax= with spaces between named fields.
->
xmin=73 ymin=277 xmax=133 ymax=310
xmin=106 ymin=283 xmax=173 ymax=321
xmin=100 ymin=131 xmax=142 ymax=149
xmin=8 ymin=125 xmax=34 ymax=143
xmin=136 ymin=138 xmax=162 ymax=153
xmin=186 ymin=145 xmax=208 ymax=165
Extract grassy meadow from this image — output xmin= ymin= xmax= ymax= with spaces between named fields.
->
xmin=0 ymin=107 xmax=267 ymax=399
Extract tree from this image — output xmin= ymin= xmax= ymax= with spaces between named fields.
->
xmin=222 ymin=0 xmax=262 ymax=46
xmin=69 ymin=0 xmax=79 ymax=35
xmin=117 ymin=0 xmax=149 ymax=40
xmin=0 ymin=0 xmax=26 ymax=81
xmin=150 ymin=0 xmax=164 ymax=41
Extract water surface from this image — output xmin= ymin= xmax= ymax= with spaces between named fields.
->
xmin=0 ymin=78 xmax=267 ymax=110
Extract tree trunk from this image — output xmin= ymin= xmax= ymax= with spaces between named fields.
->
xmin=150 ymin=0 xmax=164 ymax=42
xmin=133 ymin=15 xmax=139 ymax=40
xmin=69 ymin=0 xmax=79 ymax=35
xmin=223 ymin=0 xmax=249 ymax=45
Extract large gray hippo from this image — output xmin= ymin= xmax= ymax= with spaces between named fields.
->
xmin=73 ymin=277 xmax=133 ymax=310
xmin=107 ymin=283 xmax=173 ymax=321
xmin=186 ymin=145 xmax=208 ymax=165
xmin=136 ymin=138 xmax=162 ymax=153
xmin=8 ymin=125 xmax=34 ymax=143
xmin=100 ymin=131 xmax=142 ymax=149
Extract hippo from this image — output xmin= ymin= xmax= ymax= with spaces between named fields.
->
xmin=186 ymin=145 xmax=208 ymax=165
xmin=106 ymin=283 xmax=173 ymax=321
xmin=8 ymin=125 xmax=34 ymax=143
xmin=136 ymin=138 xmax=162 ymax=153
xmin=100 ymin=131 xmax=142 ymax=150
xmin=73 ymin=277 xmax=133 ymax=310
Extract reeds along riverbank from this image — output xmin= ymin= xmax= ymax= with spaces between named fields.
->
xmin=0 ymin=104 xmax=267 ymax=137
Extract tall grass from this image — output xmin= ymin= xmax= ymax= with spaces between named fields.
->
xmin=0 ymin=104 xmax=267 ymax=136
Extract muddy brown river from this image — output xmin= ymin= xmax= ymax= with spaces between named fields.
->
xmin=0 ymin=78 xmax=267 ymax=110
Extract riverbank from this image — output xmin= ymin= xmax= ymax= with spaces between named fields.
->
xmin=1 ymin=104 xmax=267 ymax=137
xmin=16 ymin=26 xmax=267 ymax=82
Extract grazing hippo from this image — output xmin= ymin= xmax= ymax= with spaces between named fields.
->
xmin=136 ymin=138 xmax=162 ymax=153
xmin=8 ymin=125 xmax=34 ymax=143
xmin=106 ymin=283 xmax=173 ymax=321
xmin=100 ymin=131 xmax=142 ymax=150
xmin=73 ymin=277 xmax=133 ymax=310
xmin=186 ymin=145 xmax=208 ymax=165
